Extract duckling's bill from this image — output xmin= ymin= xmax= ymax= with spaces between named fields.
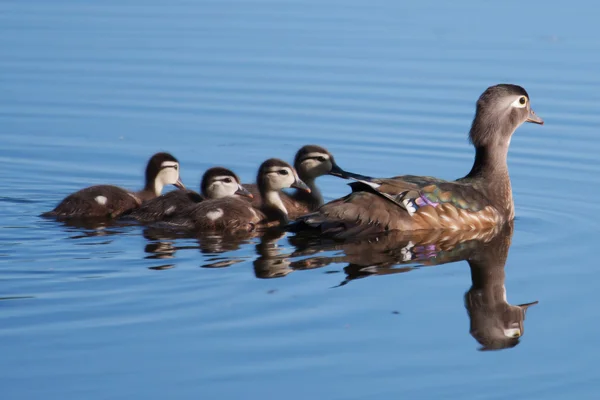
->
xmin=174 ymin=179 xmax=186 ymax=190
xmin=236 ymin=184 xmax=253 ymax=198
xmin=292 ymin=179 xmax=311 ymax=193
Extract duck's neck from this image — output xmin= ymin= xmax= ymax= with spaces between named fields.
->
xmin=294 ymin=177 xmax=323 ymax=207
xmin=138 ymin=177 xmax=162 ymax=201
xmin=262 ymin=190 xmax=289 ymax=224
xmin=463 ymin=143 xmax=513 ymax=218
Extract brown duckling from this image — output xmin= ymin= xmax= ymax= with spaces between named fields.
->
xmin=244 ymin=145 xmax=365 ymax=217
xmin=42 ymin=152 xmax=185 ymax=219
xmin=297 ymin=84 xmax=544 ymax=237
xmin=168 ymin=158 xmax=309 ymax=233
xmin=125 ymin=167 xmax=251 ymax=223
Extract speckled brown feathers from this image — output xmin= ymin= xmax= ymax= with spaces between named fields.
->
xmin=42 ymin=152 xmax=184 ymax=219
xmin=167 ymin=197 xmax=264 ymax=233
xmin=42 ymin=185 xmax=142 ymax=219
xmin=125 ymin=190 xmax=204 ymax=222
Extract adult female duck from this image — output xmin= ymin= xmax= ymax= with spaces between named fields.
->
xmin=298 ymin=84 xmax=544 ymax=237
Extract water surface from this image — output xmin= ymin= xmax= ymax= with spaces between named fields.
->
xmin=2 ymin=1 xmax=600 ymax=399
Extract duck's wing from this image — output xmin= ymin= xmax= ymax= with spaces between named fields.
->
xmin=124 ymin=190 xmax=204 ymax=222
xmin=43 ymin=185 xmax=140 ymax=219
xmin=297 ymin=176 xmax=501 ymax=236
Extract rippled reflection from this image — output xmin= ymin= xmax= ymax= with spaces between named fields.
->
xmin=135 ymin=214 xmax=537 ymax=350
xmin=286 ymin=221 xmax=538 ymax=350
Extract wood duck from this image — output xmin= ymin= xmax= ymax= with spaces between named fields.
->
xmin=244 ymin=145 xmax=367 ymax=218
xmin=125 ymin=167 xmax=251 ymax=222
xmin=41 ymin=152 xmax=185 ymax=219
xmin=296 ymin=84 xmax=544 ymax=237
xmin=167 ymin=158 xmax=309 ymax=233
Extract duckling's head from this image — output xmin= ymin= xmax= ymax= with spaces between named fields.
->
xmin=469 ymin=84 xmax=543 ymax=149
xmin=294 ymin=145 xmax=338 ymax=180
xmin=201 ymin=167 xmax=252 ymax=199
xmin=257 ymin=158 xmax=310 ymax=194
xmin=145 ymin=152 xmax=185 ymax=195
xmin=294 ymin=144 xmax=368 ymax=181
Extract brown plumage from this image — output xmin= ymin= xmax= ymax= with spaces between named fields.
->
xmin=166 ymin=158 xmax=309 ymax=233
xmin=124 ymin=167 xmax=250 ymax=223
xmin=244 ymin=145 xmax=366 ymax=218
xmin=297 ymin=84 xmax=544 ymax=237
xmin=41 ymin=152 xmax=185 ymax=219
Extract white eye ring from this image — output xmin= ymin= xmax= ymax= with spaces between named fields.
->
xmin=511 ymin=96 xmax=528 ymax=108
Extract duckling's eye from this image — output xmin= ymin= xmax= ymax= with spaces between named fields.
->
xmin=279 ymin=169 xmax=289 ymax=175
xmin=223 ymin=178 xmax=232 ymax=183
xmin=519 ymin=97 xmax=527 ymax=105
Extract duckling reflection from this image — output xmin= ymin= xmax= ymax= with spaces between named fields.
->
xmin=253 ymin=229 xmax=294 ymax=279
xmin=289 ymin=221 xmax=537 ymax=350
xmin=142 ymin=225 xmax=257 ymax=267
xmin=55 ymin=218 xmax=136 ymax=239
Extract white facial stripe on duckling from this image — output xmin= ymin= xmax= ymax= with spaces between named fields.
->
xmin=95 ymin=196 xmax=108 ymax=206
xmin=206 ymin=208 xmax=224 ymax=221
xmin=160 ymin=161 xmax=179 ymax=169
xmin=301 ymin=152 xmax=330 ymax=161
xmin=155 ymin=162 xmax=181 ymax=195
xmin=299 ymin=153 xmax=333 ymax=179
xmin=265 ymin=167 xmax=296 ymax=190
xmin=510 ymin=96 xmax=528 ymax=108
xmin=207 ymin=176 xmax=239 ymax=199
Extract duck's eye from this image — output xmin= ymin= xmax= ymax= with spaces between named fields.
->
xmin=511 ymin=96 xmax=528 ymax=108
xmin=316 ymin=156 xmax=326 ymax=162
xmin=223 ymin=178 xmax=232 ymax=183
xmin=279 ymin=169 xmax=289 ymax=175
xmin=174 ymin=165 xmax=178 ymax=170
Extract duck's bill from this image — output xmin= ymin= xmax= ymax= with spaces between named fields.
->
xmin=236 ymin=185 xmax=254 ymax=198
xmin=329 ymin=163 xmax=375 ymax=181
xmin=526 ymin=109 xmax=544 ymax=125
xmin=517 ymin=300 xmax=539 ymax=313
xmin=292 ymin=179 xmax=311 ymax=193
xmin=174 ymin=179 xmax=186 ymax=190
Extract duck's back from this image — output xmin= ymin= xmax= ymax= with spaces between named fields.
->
xmin=169 ymin=196 xmax=264 ymax=233
xmin=300 ymin=175 xmax=501 ymax=237
xmin=42 ymin=185 xmax=140 ymax=219
xmin=125 ymin=190 xmax=203 ymax=222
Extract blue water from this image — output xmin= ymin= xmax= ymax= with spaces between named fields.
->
xmin=2 ymin=0 xmax=600 ymax=398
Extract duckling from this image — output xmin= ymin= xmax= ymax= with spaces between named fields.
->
xmin=169 ymin=158 xmax=309 ymax=233
xmin=125 ymin=167 xmax=251 ymax=223
xmin=42 ymin=152 xmax=185 ymax=219
xmin=297 ymin=84 xmax=544 ymax=237
xmin=244 ymin=145 xmax=365 ymax=217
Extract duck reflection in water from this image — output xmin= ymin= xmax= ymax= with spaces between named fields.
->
xmin=464 ymin=222 xmax=538 ymax=351
xmin=142 ymin=225 xmax=257 ymax=268
xmin=286 ymin=221 xmax=537 ymax=350
xmin=253 ymin=229 xmax=294 ymax=279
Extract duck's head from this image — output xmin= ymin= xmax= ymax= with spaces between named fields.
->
xmin=257 ymin=158 xmax=310 ymax=194
xmin=294 ymin=144 xmax=370 ymax=181
xmin=469 ymin=84 xmax=543 ymax=149
xmin=145 ymin=152 xmax=186 ymax=195
xmin=201 ymin=167 xmax=252 ymax=199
